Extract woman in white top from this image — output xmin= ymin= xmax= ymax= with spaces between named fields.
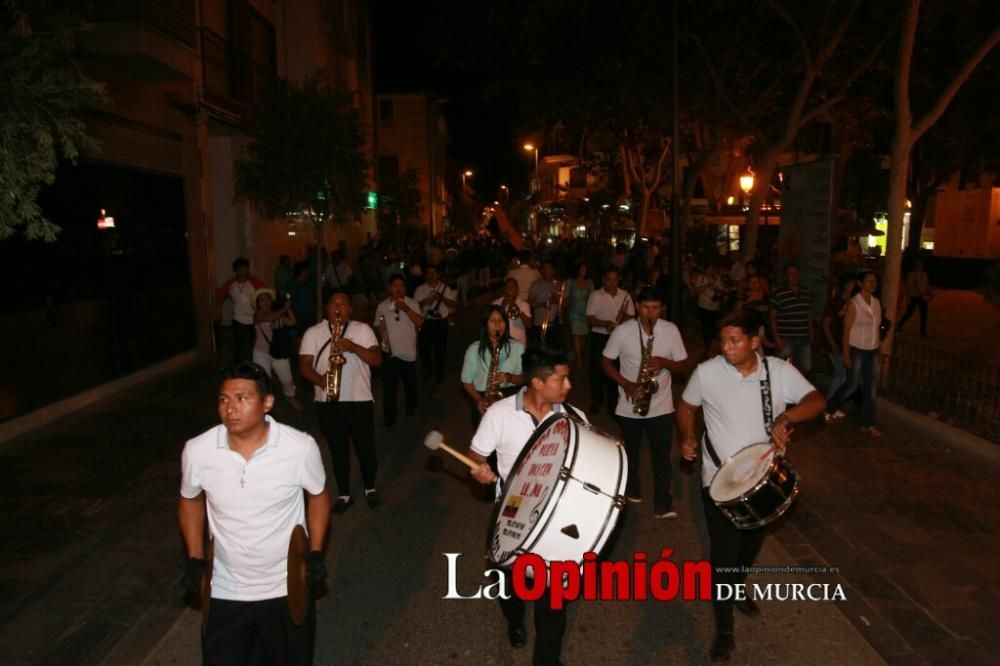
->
xmin=252 ymin=289 xmax=300 ymax=410
xmin=825 ymin=271 xmax=882 ymax=436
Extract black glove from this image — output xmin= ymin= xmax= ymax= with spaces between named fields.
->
xmin=305 ymin=551 xmax=327 ymax=588
xmin=182 ymin=557 xmax=205 ymax=602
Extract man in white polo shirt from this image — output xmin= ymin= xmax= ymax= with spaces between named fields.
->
xmin=585 ymin=266 xmax=634 ymax=415
xmin=179 ymin=362 xmax=330 ymax=665
xmin=601 ymin=286 xmax=687 ymax=518
xmin=677 ymin=310 xmax=824 ymax=662
xmin=374 ymin=274 xmax=424 ymax=427
xmin=468 ymin=346 xmax=586 ymax=666
xmin=300 ymin=289 xmax=383 ymax=514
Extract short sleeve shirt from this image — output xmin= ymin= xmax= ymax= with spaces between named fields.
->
xmin=586 ymin=288 xmax=635 ymax=334
xmin=681 ymin=355 xmax=816 ymax=487
xmin=603 ymin=319 xmax=688 ymax=418
xmin=300 ymin=319 xmax=379 ymax=402
xmin=460 ymin=340 xmax=525 ymax=391
xmin=180 ymin=416 xmax=326 ymax=601
xmin=414 ymin=282 xmax=457 ymax=319
xmin=770 ymin=287 xmax=814 ymax=337
xmin=374 ymin=297 xmax=420 ymax=362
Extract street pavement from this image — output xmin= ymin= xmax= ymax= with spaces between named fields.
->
xmin=0 ymin=289 xmax=995 ymax=665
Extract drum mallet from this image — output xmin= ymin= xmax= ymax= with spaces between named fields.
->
xmin=424 ymin=431 xmax=480 ymax=470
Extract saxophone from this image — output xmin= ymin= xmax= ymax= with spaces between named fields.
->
xmin=377 ymin=314 xmax=392 ymax=355
xmin=632 ymin=319 xmax=660 ymax=416
xmin=540 ymin=280 xmax=565 ymax=342
xmin=483 ymin=332 xmax=504 ymax=406
xmin=325 ymin=313 xmax=346 ymax=402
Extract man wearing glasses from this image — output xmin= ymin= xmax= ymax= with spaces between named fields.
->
xmin=375 ymin=274 xmax=424 ymax=426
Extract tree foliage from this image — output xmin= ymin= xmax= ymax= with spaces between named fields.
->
xmin=0 ymin=1 xmax=106 ymax=241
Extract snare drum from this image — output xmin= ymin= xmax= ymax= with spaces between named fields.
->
xmin=708 ymin=442 xmax=799 ymax=530
xmin=488 ymin=412 xmax=627 ymax=568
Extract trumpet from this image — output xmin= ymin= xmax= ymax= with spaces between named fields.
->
xmin=377 ymin=313 xmax=392 ymax=355
xmin=502 ymin=295 xmax=520 ymax=321
xmin=615 ymin=293 xmax=633 ymax=325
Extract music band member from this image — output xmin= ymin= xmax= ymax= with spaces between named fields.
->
xmin=300 ymin=290 xmax=383 ymax=514
xmin=468 ymin=347 xmax=586 ymax=666
xmin=677 ymin=311 xmax=824 ymax=661
xmin=528 ymin=260 xmax=564 ymax=345
xmin=460 ymin=305 xmax=525 ymax=425
xmin=601 ymin=286 xmax=688 ymax=517
xmin=585 ymin=266 xmax=634 ymax=415
xmin=493 ymin=277 xmax=533 ymax=344
xmin=179 ymin=363 xmax=330 ymax=665
xmin=414 ymin=265 xmax=457 ymax=383
xmin=374 ymin=275 xmax=424 ymax=427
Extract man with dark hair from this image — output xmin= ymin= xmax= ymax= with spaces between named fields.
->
xmin=769 ymin=263 xmax=814 ymax=375
xmin=585 ymin=266 xmax=635 ymax=414
xmin=374 ymin=275 xmax=423 ymax=426
xmin=601 ymin=286 xmax=688 ymax=516
xmin=467 ymin=346 xmax=585 ymax=665
xmin=677 ymin=311 xmax=824 ymax=661
xmin=217 ymin=257 xmax=266 ymax=364
xmin=179 ymin=362 xmax=330 ymax=665
xmin=414 ymin=265 xmax=457 ymax=383
xmin=299 ymin=290 xmax=383 ymax=514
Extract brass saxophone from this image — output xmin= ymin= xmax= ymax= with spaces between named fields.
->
xmin=325 ymin=313 xmax=346 ymax=402
xmin=615 ymin=293 xmax=633 ymax=324
xmin=377 ymin=314 xmax=392 ymax=356
xmin=632 ymin=319 xmax=660 ymax=416
xmin=540 ymin=280 xmax=565 ymax=342
xmin=483 ymin=332 xmax=504 ymax=406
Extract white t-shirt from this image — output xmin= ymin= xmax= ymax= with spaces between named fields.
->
xmin=681 ymin=355 xmax=816 ymax=487
xmin=300 ymin=319 xmax=379 ymax=402
xmin=507 ymin=265 xmax=542 ymax=301
xmin=492 ymin=296 xmax=532 ymax=343
xmin=414 ymin=282 xmax=457 ymax=319
xmin=603 ymin=319 xmax=688 ymax=418
xmin=374 ymin=297 xmax=420 ymax=362
xmin=470 ymin=388 xmax=586 ymax=481
xmin=228 ymin=280 xmax=257 ymax=325
xmin=586 ymin=288 xmax=635 ymax=334
xmin=180 ymin=416 xmax=326 ymax=601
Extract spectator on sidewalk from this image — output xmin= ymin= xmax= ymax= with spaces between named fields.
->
xmin=217 ymin=257 xmax=266 ymax=364
xmin=826 ymin=270 xmax=884 ymax=437
xmin=253 ymin=289 xmax=301 ymax=411
xmin=822 ymin=275 xmax=857 ymax=419
xmin=898 ymin=260 xmax=932 ymax=337
xmin=769 ymin=263 xmax=814 ymax=375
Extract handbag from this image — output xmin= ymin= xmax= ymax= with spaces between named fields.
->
xmin=263 ymin=323 xmax=296 ymax=359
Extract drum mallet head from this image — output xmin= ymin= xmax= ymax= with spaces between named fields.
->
xmin=423 ymin=430 xmax=479 ymax=470
xmin=424 ymin=430 xmax=444 ymax=451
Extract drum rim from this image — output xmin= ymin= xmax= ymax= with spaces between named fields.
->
xmin=487 ymin=412 xmax=578 ymax=564
xmin=724 ymin=479 xmax=800 ymax=530
xmin=708 ymin=442 xmax=776 ymax=504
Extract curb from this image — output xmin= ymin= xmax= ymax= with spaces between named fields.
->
xmin=879 ymin=398 xmax=1000 ymax=463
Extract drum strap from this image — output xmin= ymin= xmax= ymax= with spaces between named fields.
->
xmin=703 ymin=356 xmax=774 ymax=467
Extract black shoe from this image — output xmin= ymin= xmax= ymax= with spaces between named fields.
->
xmin=332 ymin=497 xmax=353 ymax=515
xmin=365 ymin=491 xmax=380 ymax=510
xmin=507 ymin=623 xmax=527 ymax=648
xmin=710 ymin=632 xmax=735 ymax=661
xmin=734 ymin=598 xmax=760 ymax=617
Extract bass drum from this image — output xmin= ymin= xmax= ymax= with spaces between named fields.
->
xmin=488 ymin=412 xmax=627 ymax=569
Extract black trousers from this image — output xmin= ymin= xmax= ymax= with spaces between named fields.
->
xmin=203 ymin=596 xmax=315 ymax=666
xmin=232 ymin=322 xmax=256 ymax=365
xmin=702 ymin=488 xmax=765 ymax=634
xmin=382 ymin=357 xmax=417 ymax=425
xmin=588 ymin=332 xmax=617 ymax=410
xmin=418 ymin=318 xmax=449 ymax=381
xmin=898 ymin=296 xmax=928 ymax=335
xmin=315 ymin=401 xmax=377 ymax=496
xmin=617 ymin=413 xmax=675 ymax=508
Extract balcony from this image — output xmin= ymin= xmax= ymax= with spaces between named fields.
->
xmin=201 ymin=29 xmax=281 ymax=122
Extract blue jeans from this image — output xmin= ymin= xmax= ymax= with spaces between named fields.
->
xmin=826 ymin=347 xmax=879 ymax=427
xmin=778 ymin=336 xmax=812 ymax=375
xmin=826 ymin=352 xmax=847 ymax=399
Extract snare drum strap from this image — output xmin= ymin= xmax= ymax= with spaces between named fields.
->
xmin=702 ymin=357 xmax=774 ymax=468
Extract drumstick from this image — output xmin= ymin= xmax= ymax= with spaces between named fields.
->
xmin=423 ymin=431 xmax=480 ymax=470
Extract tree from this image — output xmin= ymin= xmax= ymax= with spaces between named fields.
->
xmin=882 ymin=0 xmax=1000 ymax=352
xmin=235 ymin=74 xmax=369 ymax=321
xmin=0 ymin=1 xmax=106 ymax=241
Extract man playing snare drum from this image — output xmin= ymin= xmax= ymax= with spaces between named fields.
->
xmin=467 ymin=346 xmax=587 ymax=666
xmin=677 ymin=310 xmax=824 ymax=662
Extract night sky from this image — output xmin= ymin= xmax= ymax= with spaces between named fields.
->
xmin=371 ymin=3 xmax=526 ymax=200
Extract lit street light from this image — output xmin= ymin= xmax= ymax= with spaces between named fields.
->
xmin=739 ymin=168 xmax=755 ymax=195
xmin=462 ymin=169 xmax=474 ymax=198
xmin=523 ymin=143 xmax=539 ymax=172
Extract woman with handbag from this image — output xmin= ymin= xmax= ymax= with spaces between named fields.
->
xmin=253 ymin=288 xmax=301 ymax=410
xmin=824 ymin=271 xmax=883 ymax=437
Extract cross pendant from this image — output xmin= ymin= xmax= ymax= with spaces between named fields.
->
xmin=240 ymin=475 xmax=245 ymax=489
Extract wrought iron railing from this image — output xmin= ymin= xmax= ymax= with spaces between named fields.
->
xmin=81 ymin=0 xmax=196 ymax=47
xmin=880 ymin=337 xmax=1000 ymax=442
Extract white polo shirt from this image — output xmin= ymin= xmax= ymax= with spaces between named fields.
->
xmin=681 ymin=355 xmax=816 ymax=487
xmin=300 ymin=319 xmax=379 ymax=402
xmin=603 ymin=319 xmax=688 ymax=419
xmin=180 ymin=416 xmax=326 ymax=601
xmin=374 ymin=297 xmax=420 ymax=362
xmin=586 ymin=288 xmax=635 ymax=334
xmin=492 ymin=296 xmax=532 ymax=343
xmin=414 ymin=282 xmax=457 ymax=319
xmin=471 ymin=388 xmax=587 ymax=481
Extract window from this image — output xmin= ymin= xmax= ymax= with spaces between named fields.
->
xmin=379 ymin=99 xmax=394 ymax=128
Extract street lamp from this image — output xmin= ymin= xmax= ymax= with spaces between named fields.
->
xmin=523 ymin=143 xmax=539 ymax=172
xmin=739 ymin=168 xmax=755 ymax=196
xmin=462 ymin=169 xmax=474 ymax=197
xmin=500 ymin=184 xmax=509 ymax=201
